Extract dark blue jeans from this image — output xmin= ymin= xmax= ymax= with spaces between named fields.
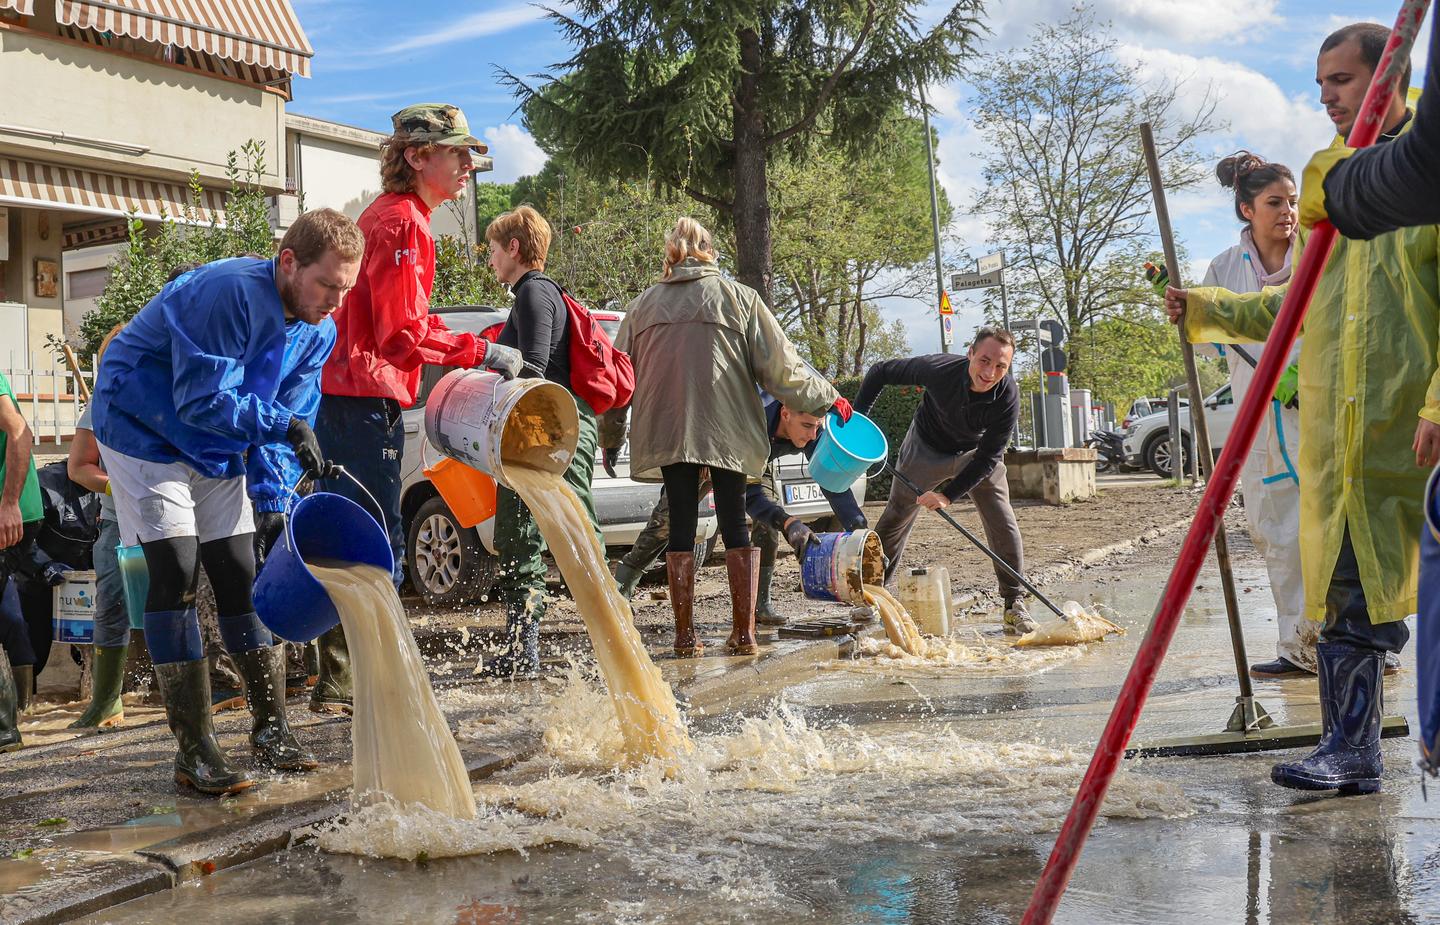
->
xmin=315 ymin=394 xmax=406 ymax=589
xmin=1324 ymin=527 xmax=1410 ymax=654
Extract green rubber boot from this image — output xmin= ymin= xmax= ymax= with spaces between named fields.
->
xmin=233 ymin=645 xmax=318 ymax=771
xmin=309 ymin=624 xmax=353 ymax=715
xmin=13 ymin=664 xmax=32 ymax=713
xmin=614 ymin=562 xmax=644 ymax=601
xmin=70 ymin=645 xmax=128 ymax=729
xmin=154 ymin=658 xmax=253 ymax=795
xmin=0 ymin=647 xmax=22 ymax=753
xmin=754 ymin=566 xmax=788 ymax=626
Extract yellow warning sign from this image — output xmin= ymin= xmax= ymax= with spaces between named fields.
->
xmin=939 ymin=291 xmax=953 ymax=315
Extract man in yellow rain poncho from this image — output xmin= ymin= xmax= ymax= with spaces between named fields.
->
xmin=1166 ymin=23 xmax=1435 ymax=797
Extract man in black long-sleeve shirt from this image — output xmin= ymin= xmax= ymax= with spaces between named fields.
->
xmin=855 ymin=328 xmax=1032 ymax=632
xmin=1311 ymin=18 xmax=1437 ymax=240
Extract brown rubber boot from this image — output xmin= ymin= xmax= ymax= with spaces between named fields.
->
xmin=666 ymin=551 xmax=703 ymax=657
xmin=725 ymin=547 xmax=760 ymax=655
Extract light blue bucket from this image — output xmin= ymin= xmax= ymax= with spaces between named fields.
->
xmin=117 ymin=544 xmax=149 ymax=631
xmin=809 ymin=411 xmax=888 ymax=493
xmin=253 ymin=492 xmax=393 ymax=643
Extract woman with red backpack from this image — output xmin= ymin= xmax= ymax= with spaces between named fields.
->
xmin=480 ymin=205 xmax=605 ymax=679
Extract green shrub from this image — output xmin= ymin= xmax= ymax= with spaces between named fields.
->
xmin=834 ymin=375 xmax=922 ymax=502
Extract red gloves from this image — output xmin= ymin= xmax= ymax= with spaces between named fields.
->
xmin=831 ymin=397 xmax=854 ymax=423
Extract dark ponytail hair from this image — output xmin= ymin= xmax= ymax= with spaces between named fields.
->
xmin=1216 ymin=151 xmax=1295 ymax=224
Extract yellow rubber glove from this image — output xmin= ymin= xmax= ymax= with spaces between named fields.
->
xmin=1299 ymin=144 xmax=1358 ymax=229
xmin=103 ymin=480 xmax=112 ymax=495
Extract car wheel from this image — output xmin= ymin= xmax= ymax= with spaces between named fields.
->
xmin=1145 ymin=433 xmax=1192 ymax=480
xmin=407 ymin=496 xmax=495 ymax=606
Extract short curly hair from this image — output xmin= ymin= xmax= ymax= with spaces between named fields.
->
xmin=485 ymin=205 xmax=552 ymax=269
xmin=379 ymin=131 xmax=438 ymax=195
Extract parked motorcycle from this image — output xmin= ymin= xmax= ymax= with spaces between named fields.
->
xmin=1086 ymin=430 xmax=1128 ymax=474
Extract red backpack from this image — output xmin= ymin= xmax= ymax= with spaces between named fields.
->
xmin=543 ymin=278 xmax=635 ymax=414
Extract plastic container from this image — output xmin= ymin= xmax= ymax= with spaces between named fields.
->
xmin=800 ymin=529 xmax=885 ymax=605
xmin=116 ymin=544 xmax=149 ymax=630
xmin=423 ymin=370 xmax=579 ymax=488
xmin=808 ymin=411 xmax=888 ymax=493
xmin=899 ymin=566 xmax=951 ymax=637
xmin=52 ymin=569 xmax=97 ymax=644
xmin=422 ymin=441 xmax=497 ymax=528
xmin=253 ymin=491 xmax=394 ymax=642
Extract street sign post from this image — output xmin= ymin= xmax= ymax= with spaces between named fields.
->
xmin=978 ymin=252 xmax=1005 ymax=275
xmin=951 ymin=269 xmax=1003 ymax=291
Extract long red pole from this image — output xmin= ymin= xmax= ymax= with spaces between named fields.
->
xmin=1021 ymin=3 xmax=1431 ymax=921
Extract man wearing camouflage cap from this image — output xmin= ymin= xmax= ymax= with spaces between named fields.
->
xmin=313 ymin=104 xmax=522 ymax=714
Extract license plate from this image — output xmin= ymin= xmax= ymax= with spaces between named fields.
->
xmin=785 ymin=482 xmax=824 ymax=504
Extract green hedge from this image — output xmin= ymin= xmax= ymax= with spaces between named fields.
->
xmin=834 ymin=376 xmax=923 ymax=501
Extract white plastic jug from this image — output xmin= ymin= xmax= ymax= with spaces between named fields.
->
xmin=899 ymin=566 xmax=950 ymax=637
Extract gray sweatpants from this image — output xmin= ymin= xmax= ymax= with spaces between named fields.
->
xmin=876 ymin=423 xmax=1025 ymax=600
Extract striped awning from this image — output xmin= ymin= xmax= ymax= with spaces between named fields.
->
xmin=55 ymin=0 xmax=313 ymax=77
xmin=0 ymin=156 xmax=227 ymax=225
xmin=62 ymin=218 xmax=130 ymax=250
xmin=0 ymin=0 xmax=37 ymax=14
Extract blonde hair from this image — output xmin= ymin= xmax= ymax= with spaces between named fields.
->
xmin=378 ymin=132 xmax=438 ymax=195
xmin=663 ymin=217 xmax=716 ymax=276
xmin=485 ymin=205 xmax=552 ymax=269
xmin=97 ymin=323 xmax=125 ymax=368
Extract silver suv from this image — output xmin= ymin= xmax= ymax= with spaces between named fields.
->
xmin=398 ymin=306 xmax=864 ymax=605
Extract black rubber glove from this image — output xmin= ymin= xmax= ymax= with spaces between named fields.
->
xmin=783 ymin=519 xmax=818 ymax=559
xmin=41 ymin=560 xmax=72 ymax=587
xmin=843 ymin=512 xmax=868 ymax=532
xmin=286 ymin=417 xmax=326 ymax=479
xmin=253 ymin=511 xmax=287 ymax=568
xmin=602 ymin=447 xmax=621 ymax=479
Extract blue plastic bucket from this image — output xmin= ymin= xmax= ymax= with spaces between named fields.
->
xmin=117 ymin=544 xmax=149 ymax=631
xmin=808 ymin=411 xmax=887 ymax=493
xmin=800 ymin=529 xmax=885 ymax=605
xmin=253 ymin=492 xmax=393 ymax=643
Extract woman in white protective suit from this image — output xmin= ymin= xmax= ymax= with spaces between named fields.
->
xmin=1195 ymin=151 xmax=1316 ymax=678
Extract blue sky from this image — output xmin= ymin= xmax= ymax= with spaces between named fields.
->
xmin=288 ymin=0 xmax=1432 ymax=354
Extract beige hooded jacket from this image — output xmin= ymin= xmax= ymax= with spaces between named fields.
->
xmin=600 ymin=259 xmax=836 ymax=481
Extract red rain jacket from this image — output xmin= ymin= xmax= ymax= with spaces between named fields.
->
xmin=321 ymin=192 xmax=480 ymax=406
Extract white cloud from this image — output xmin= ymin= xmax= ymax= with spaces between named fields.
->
xmin=383 ymin=4 xmax=547 ymax=54
xmin=482 ymin=123 xmax=548 ymax=183
xmin=1120 ymin=44 xmax=1331 ymax=182
xmin=973 ymin=0 xmax=1282 ymax=51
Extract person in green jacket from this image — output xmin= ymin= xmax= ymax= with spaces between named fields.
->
xmin=0 ymin=370 xmax=43 ymax=751
xmin=1164 ymin=22 xmax=1433 ymax=796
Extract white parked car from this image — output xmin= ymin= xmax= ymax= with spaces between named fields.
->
xmin=1121 ymin=384 xmax=1236 ymax=479
xmin=398 ymin=306 xmax=865 ymax=605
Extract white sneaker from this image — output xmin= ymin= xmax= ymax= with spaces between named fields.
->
xmin=1003 ymin=599 xmax=1037 ymax=635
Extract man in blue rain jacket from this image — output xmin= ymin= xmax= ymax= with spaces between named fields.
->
xmin=92 ymin=209 xmax=363 ymax=795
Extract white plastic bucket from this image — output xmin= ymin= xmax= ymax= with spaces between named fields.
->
xmin=53 ymin=570 xmax=97 ymax=644
xmin=423 ymin=370 xmax=580 ymax=488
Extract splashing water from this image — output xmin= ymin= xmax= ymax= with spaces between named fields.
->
xmin=310 ymin=561 xmax=476 ymax=820
xmin=308 ymin=669 xmax=1194 ymax=875
xmin=506 ymin=465 xmax=694 ymax=768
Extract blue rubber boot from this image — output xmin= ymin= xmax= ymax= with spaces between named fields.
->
xmin=1271 ymin=641 xmax=1384 ymax=795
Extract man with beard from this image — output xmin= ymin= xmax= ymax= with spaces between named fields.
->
xmin=91 ymin=208 xmax=363 ymax=794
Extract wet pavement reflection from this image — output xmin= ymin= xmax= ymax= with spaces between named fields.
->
xmin=70 ymin=539 xmax=1435 ymax=924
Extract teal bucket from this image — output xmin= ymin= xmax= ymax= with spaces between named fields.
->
xmin=117 ymin=544 xmax=148 ymax=631
xmin=808 ymin=411 xmax=888 ymax=493
xmin=253 ymin=491 xmax=393 ymax=643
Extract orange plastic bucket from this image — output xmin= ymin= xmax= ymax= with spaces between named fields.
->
xmin=423 ymin=443 xmax=497 ymax=528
